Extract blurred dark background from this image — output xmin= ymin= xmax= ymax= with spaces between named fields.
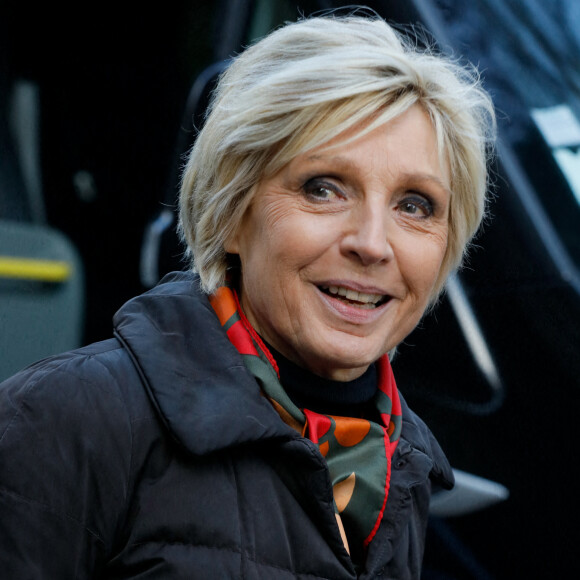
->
xmin=1 ymin=1 xmax=579 ymax=577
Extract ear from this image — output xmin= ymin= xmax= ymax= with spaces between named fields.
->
xmin=223 ymin=230 xmax=240 ymax=255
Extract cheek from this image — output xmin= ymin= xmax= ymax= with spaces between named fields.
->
xmin=400 ymin=235 xmax=448 ymax=295
xmin=267 ymin=215 xmax=335 ymax=268
xmin=238 ymin=221 xmax=300 ymax=297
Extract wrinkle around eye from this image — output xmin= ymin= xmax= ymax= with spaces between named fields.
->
xmin=396 ymin=214 xmax=449 ymax=244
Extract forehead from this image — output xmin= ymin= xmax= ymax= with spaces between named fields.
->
xmin=290 ymin=105 xmax=451 ymax=187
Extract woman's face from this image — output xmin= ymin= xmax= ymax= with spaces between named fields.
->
xmin=227 ymin=105 xmax=451 ymax=381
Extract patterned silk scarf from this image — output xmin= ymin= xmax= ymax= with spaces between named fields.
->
xmin=209 ymin=283 xmax=402 ymax=561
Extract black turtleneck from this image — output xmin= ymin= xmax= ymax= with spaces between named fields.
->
xmin=264 ymin=341 xmax=378 ymax=418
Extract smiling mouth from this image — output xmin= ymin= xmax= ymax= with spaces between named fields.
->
xmin=318 ymin=285 xmax=390 ymax=309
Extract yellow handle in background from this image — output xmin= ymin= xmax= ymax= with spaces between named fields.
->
xmin=0 ymin=256 xmax=71 ymax=282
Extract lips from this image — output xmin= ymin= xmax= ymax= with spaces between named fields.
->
xmin=319 ymin=284 xmax=389 ymax=309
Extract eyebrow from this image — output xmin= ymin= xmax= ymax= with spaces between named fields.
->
xmin=304 ymin=155 xmax=452 ymax=196
xmin=304 ymin=153 xmax=357 ymax=170
xmin=400 ymin=172 xmax=453 ymax=197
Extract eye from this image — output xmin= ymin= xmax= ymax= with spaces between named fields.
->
xmin=398 ymin=194 xmax=434 ymax=217
xmin=302 ymin=178 xmax=343 ymax=202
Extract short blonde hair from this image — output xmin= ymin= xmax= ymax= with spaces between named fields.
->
xmin=179 ymin=14 xmax=496 ymax=296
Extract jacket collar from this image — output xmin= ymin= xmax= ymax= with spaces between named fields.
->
xmin=113 ymin=271 xmax=295 ymax=455
xmin=113 ymin=271 xmax=454 ymax=489
xmin=398 ymin=395 xmax=455 ymax=490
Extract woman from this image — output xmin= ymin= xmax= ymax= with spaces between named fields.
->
xmin=0 ymin=13 xmax=495 ymax=579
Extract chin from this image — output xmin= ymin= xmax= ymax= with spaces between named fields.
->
xmin=305 ymin=342 xmax=384 ymax=379
xmin=332 ymin=336 xmax=389 ymax=363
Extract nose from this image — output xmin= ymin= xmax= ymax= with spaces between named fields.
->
xmin=340 ymin=202 xmax=394 ymax=266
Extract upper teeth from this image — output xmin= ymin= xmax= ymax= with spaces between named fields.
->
xmin=323 ymin=285 xmax=383 ymax=304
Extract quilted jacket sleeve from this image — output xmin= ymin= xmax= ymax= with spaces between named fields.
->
xmin=0 ymin=346 xmax=133 ymax=579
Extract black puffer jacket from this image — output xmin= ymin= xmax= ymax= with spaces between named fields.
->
xmin=0 ymin=272 xmax=453 ymax=579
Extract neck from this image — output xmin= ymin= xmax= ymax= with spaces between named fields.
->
xmin=264 ymin=340 xmax=378 ymax=416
